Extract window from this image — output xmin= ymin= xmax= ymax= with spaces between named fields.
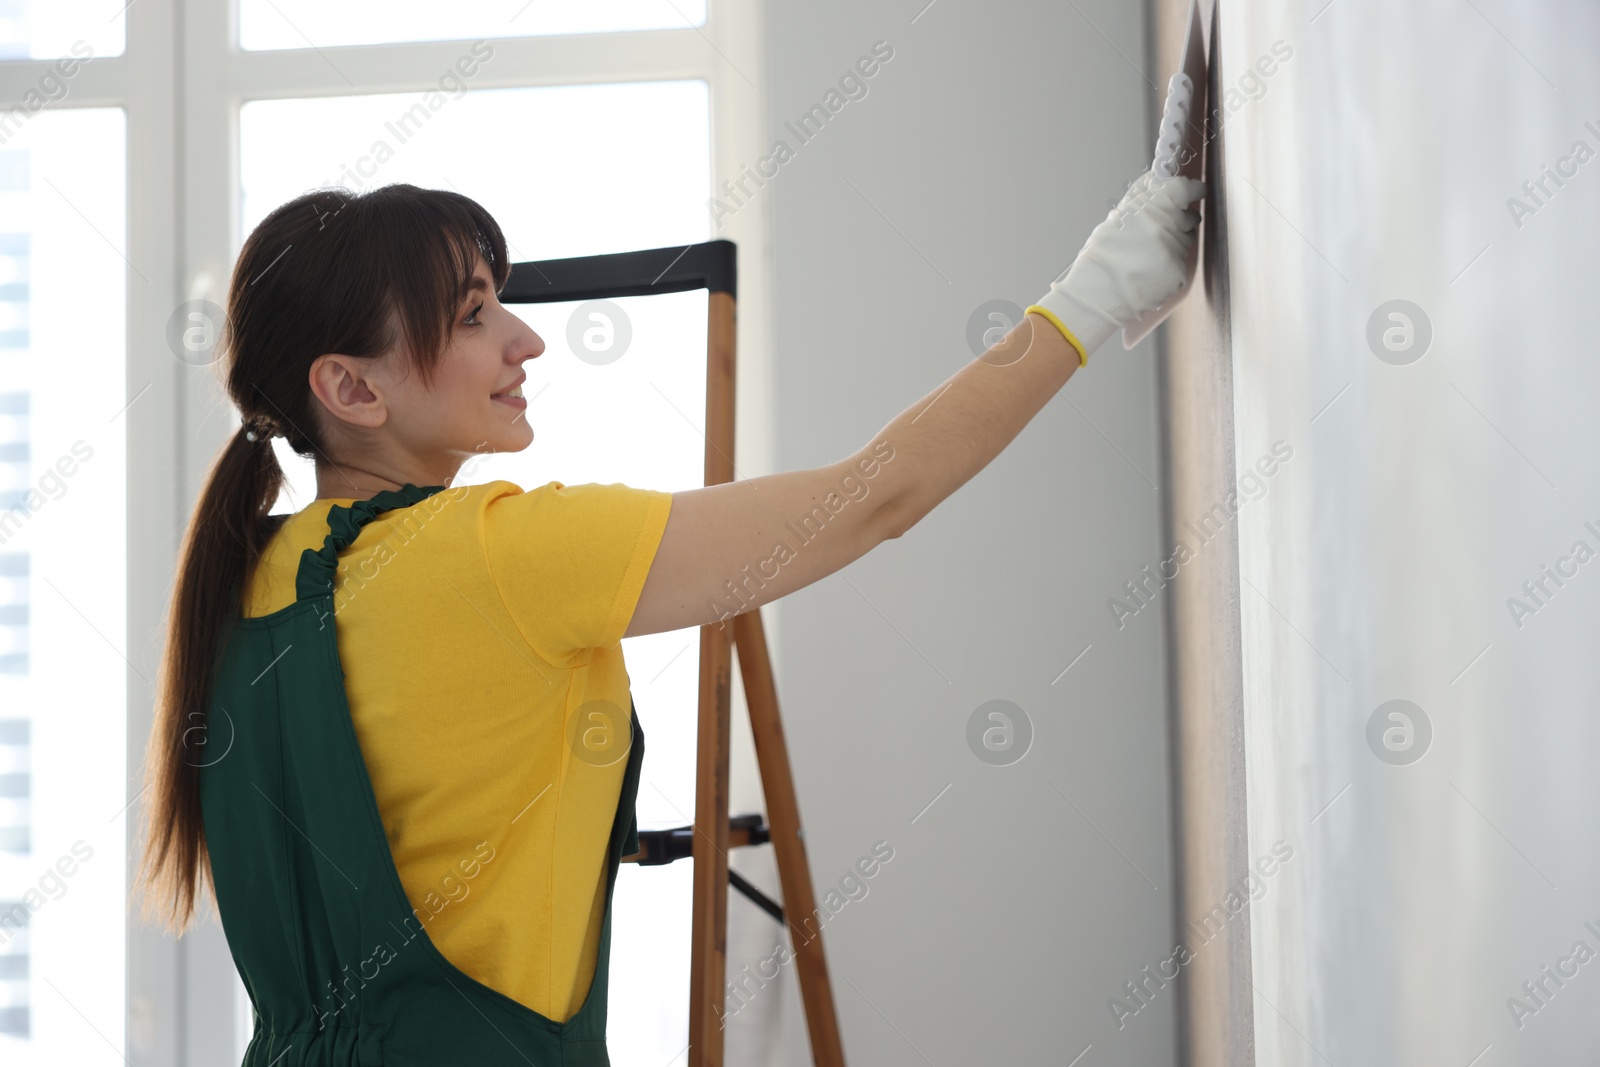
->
xmin=0 ymin=0 xmax=122 ymax=60
xmin=0 ymin=105 xmax=128 ymax=1065
xmin=239 ymin=0 xmax=707 ymax=52
xmin=1 ymin=2 xmax=770 ymax=1064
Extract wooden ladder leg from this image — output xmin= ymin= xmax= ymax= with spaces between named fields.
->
xmin=735 ymin=609 xmax=847 ymax=1067
xmin=689 ymin=287 xmax=738 ymax=1066
xmin=688 ymin=620 xmax=732 ymax=1065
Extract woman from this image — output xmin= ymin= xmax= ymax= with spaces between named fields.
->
xmin=135 ymin=172 xmax=1201 ymax=1065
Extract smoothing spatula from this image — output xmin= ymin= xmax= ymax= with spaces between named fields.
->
xmin=1122 ymin=0 xmax=1210 ymax=350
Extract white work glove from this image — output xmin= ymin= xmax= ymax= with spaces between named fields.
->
xmin=1026 ymin=169 xmax=1204 ymax=366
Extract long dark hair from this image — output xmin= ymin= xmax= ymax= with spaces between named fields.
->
xmin=135 ymin=183 xmax=511 ymax=931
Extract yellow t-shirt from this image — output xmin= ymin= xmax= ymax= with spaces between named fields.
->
xmin=241 ymin=478 xmax=673 ymax=1023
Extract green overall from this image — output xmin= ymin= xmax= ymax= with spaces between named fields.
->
xmin=200 ymin=483 xmax=644 ymax=1066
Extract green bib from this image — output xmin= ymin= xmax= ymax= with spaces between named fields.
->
xmin=200 ymin=482 xmax=643 ymax=1066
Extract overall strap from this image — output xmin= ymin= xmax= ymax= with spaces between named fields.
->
xmin=295 ymin=483 xmax=447 ymax=602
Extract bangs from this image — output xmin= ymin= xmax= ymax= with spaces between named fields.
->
xmin=382 ymin=188 xmax=512 ymax=388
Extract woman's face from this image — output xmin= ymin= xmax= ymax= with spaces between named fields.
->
xmin=375 ymin=253 xmax=544 ymax=467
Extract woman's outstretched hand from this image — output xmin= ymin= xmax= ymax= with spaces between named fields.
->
xmin=1027 ymin=169 xmax=1205 ymax=366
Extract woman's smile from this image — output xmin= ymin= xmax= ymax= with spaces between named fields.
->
xmin=491 ymin=376 xmax=527 ymax=410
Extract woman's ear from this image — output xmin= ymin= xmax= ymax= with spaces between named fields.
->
xmin=309 ymin=353 xmax=388 ymax=432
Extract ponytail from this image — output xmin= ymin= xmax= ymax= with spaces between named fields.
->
xmin=133 ymin=183 xmax=509 ymax=931
xmin=135 ymin=425 xmax=284 ymax=928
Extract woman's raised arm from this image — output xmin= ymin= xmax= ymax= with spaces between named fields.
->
xmin=624 ymin=169 xmax=1204 ymax=639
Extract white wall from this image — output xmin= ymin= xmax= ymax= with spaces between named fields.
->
xmin=729 ymin=2 xmax=1182 ymax=1063
xmin=1225 ymin=2 xmax=1600 ymax=1064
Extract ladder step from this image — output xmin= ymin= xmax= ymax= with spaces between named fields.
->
xmin=624 ymin=812 xmax=785 ymax=923
xmin=626 ymin=811 xmax=769 ymax=865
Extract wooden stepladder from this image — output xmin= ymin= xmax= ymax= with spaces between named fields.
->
xmin=500 ymin=241 xmax=846 ymax=1067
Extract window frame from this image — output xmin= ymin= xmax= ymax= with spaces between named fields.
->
xmin=0 ymin=1 xmax=773 ymax=1060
